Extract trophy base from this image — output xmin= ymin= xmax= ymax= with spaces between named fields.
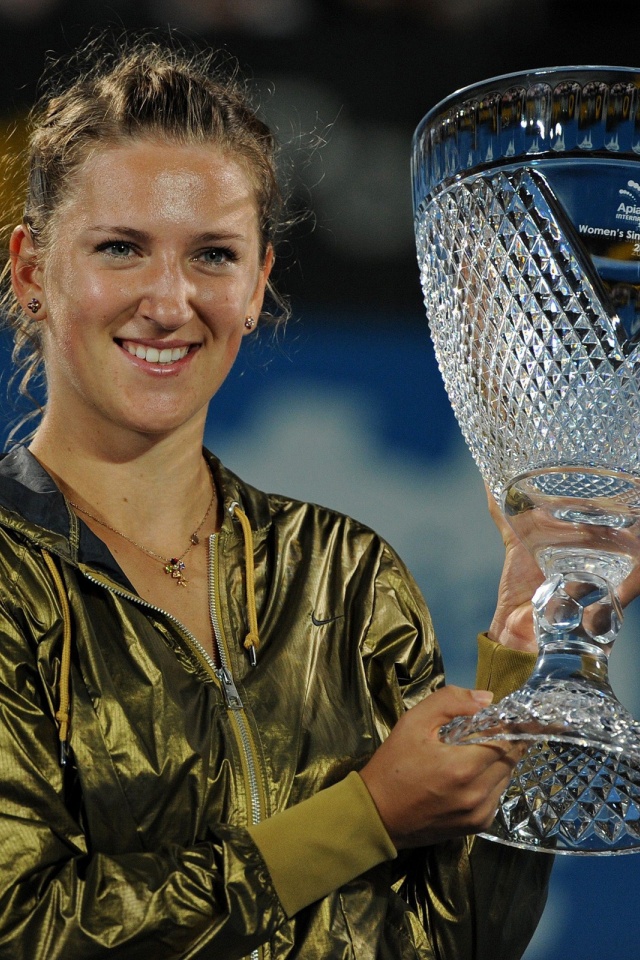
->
xmin=441 ymin=674 xmax=640 ymax=854
xmin=482 ymin=740 xmax=640 ymax=855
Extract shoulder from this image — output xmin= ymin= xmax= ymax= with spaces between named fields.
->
xmin=212 ymin=453 xmax=427 ymax=611
xmin=222 ymin=457 xmax=402 ymax=565
xmin=211 ymin=450 xmax=386 ymax=546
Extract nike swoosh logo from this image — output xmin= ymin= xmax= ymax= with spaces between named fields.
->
xmin=311 ymin=612 xmax=344 ymax=627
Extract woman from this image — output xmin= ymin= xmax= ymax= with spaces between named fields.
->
xmin=0 ymin=36 xmax=550 ymax=959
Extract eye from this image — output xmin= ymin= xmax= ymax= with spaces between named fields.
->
xmin=195 ymin=247 xmax=237 ymax=266
xmin=96 ymin=240 xmax=135 ymax=258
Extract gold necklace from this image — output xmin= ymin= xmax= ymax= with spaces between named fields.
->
xmin=67 ymin=482 xmax=216 ymax=588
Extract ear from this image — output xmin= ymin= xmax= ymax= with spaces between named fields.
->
xmin=244 ymin=245 xmax=275 ymax=334
xmin=10 ymin=224 xmax=46 ymax=316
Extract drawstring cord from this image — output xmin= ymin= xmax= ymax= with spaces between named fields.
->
xmin=44 ymin=499 xmax=261 ymax=766
xmin=42 ymin=549 xmax=72 ymax=767
xmin=229 ymin=501 xmax=261 ymax=666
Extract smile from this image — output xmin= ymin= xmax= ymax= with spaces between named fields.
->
xmin=121 ymin=342 xmax=191 ymax=364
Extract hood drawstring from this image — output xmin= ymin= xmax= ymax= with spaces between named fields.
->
xmin=229 ymin=501 xmax=261 ymax=667
xmin=42 ymin=549 xmax=72 ymax=767
xmin=45 ymin=500 xmax=262 ymax=767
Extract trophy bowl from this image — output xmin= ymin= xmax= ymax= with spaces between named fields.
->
xmin=412 ymin=66 xmax=640 ymax=853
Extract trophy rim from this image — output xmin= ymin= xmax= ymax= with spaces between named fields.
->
xmin=413 ymin=64 xmax=640 ymax=140
xmin=411 ymin=64 xmax=640 ymax=218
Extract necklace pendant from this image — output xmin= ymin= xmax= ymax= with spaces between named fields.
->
xmin=165 ymin=558 xmax=187 ymax=586
xmin=190 ymin=533 xmax=200 ymax=545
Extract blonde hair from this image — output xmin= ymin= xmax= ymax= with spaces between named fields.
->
xmin=3 ymin=33 xmax=288 ymax=442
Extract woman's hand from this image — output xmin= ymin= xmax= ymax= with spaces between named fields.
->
xmin=359 ymin=685 xmax=524 ymax=849
xmin=617 ymin=563 xmax=640 ymax=610
xmin=485 ymin=485 xmax=542 ymax=654
xmin=486 ymin=484 xmax=640 ymax=650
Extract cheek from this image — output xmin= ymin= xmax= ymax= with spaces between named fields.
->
xmin=200 ymin=287 xmax=249 ymax=332
xmin=41 ymin=314 xmax=87 ymax=383
xmin=41 ymin=275 xmax=108 ymax=369
xmin=217 ymin=327 xmax=247 ymax=381
xmin=220 ymin=329 xmax=245 ymax=368
xmin=44 ymin=273 xmax=120 ymax=349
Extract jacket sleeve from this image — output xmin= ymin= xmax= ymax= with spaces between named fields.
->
xmin=360 ymin=541 xmax=551 ymax=960
xmin=0 ymin=594 xmax=396 ymax=960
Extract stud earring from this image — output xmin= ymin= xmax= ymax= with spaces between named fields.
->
xmin=27 ymin=298 xmax=41 ymax=315
xmin=244 ymin=316 xmax=256 ymax=330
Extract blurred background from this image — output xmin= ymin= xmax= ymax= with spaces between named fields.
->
xmin=1 ymin=1 xmax=639 ymax=957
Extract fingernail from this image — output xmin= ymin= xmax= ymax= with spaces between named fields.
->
xmin=471 ymin=690 xmax=493 ymax=705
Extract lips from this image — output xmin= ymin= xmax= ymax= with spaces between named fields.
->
xmin=120 ymin=340 xmax=192 ymax=364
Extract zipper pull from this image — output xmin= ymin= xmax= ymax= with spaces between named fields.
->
xmin=215 ymin=665 xmax=243 ymax=709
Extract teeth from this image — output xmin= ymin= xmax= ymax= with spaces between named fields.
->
xmin=124 ymin=343 xmax=189 ymax=364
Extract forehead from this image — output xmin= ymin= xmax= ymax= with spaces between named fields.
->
xmin=60 ymin=138 xmax=259 ymax=227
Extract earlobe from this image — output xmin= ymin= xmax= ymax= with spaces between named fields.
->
xmin=10 ymin=223 xmax=46 ymax=317
xmin=244 ymin=245 xmax=275 ymax=334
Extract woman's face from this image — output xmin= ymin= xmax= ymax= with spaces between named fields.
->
xmin=17 ymin=138 xmax=273 ymax=439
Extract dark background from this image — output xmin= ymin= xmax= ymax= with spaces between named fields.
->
xmin=0 ymin=0 xmax=638 ymax=321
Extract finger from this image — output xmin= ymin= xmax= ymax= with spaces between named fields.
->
xmin=484 ymin=481 xmax=500 ymax=517
xmin=484 ymin=483 xmax=509 ymax=540
xmin=446 ymin=737 xmax=528 ymax=788
xmin=469 ymin=739 xmax=528 ymax=797
xmin=475 ymin=736 xmax=528 ymax=761
xmin=419 ymin=685 xmax=493 ymax=737
xmin=476 ymin=736 xmax=529 ymax=771
xmin=617 ymin=565 xmax=640 ymax=608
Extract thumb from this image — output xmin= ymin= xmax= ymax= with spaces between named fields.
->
xmin=419 ymin=685 xmax=493 ymax=737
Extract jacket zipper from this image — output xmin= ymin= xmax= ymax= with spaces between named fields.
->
xmin=79 ymin=559 xmax=267 ymax=960
xmin=208 ymin=534 xmax=264 ymax=829
xmin=208 ymin=534 xmax=265 ymax=960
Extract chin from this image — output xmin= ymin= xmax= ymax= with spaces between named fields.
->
xmin=133 ymin=408 xmax=207 ymax=439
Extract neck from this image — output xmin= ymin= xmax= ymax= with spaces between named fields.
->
xmin=29 ymin=413 xmax=218 ymax=539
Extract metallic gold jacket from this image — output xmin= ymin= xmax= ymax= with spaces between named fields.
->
xmin=0 ymin=447 xmax=550 ymax=959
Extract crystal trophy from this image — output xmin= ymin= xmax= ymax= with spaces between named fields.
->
xmin=412 ymin=66 xmax=640 ymax=853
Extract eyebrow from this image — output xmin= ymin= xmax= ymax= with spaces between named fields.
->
xmin=89 ymin=225 xmax=248 ymax=244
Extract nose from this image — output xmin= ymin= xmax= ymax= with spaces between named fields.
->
xmin=137 ymin=255 xmax=194 ymax=330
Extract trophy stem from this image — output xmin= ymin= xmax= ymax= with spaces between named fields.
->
xmin=529 ymin=641 xmax=613 ymax=699
xmin=441 ymin=560 xmax=640 ymax=853
xmin=531 ymin=562 xmax=622 ymax=698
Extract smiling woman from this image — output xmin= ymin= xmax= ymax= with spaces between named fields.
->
xmin=0 ymin=32 xmax=551 ymax=960
xmin=12 ymin=140 xmax=273 ymax=447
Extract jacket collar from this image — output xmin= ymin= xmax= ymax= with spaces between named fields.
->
xmin=205 ymin=449 xmax=273 ymax=535
xmin=0 ymin=446 xmax=132 ymax=587
xmin=0 ymin=445 xmax=71 ymax=534
xmin=0 ymin=445 xmax=273 ymax=584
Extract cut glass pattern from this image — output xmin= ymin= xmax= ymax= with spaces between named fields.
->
xmin=415 ymin=167 xmax=640 ymax=501
xmin=489 ymin=741 xmax=640 ymax=854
